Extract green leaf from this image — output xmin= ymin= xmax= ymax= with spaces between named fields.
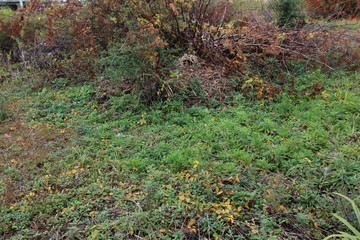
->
xmin=333 ymin=214 xmax=360 ymax=237
xmin=337 ymin=231 xmax=360 ymax=240
xmin=323 ymin=233 xmax=348 ymax=240
xmin=334 ymin=193 xmax=360 ymax=226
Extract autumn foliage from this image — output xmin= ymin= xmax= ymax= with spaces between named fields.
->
xmin=0 ymin=0 xmax=359 ymax=102
xmin=305 ymin=0 xmax=359 ymax=19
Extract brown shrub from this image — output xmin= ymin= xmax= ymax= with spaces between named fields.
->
xmin=0 ymin=0 xmax=358 ymax=102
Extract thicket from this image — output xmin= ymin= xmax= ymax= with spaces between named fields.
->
xmin=0 ymin=0 xmax=359 ymax=105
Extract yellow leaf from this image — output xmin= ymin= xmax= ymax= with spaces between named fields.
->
xmin=10 ymin=159 xmax=17 ymax=164
xmin=313 ymin=221 xmax=319 ymax=229
xmin=310 ymin=218 xmax=319 ymax=229
xmin=9 ymin=203 xmax=17 ymax=209
xmin=190 ymin=227 xmax=197 ymax=233
xmin=91 ymin=230 xmax=99 ymax=239
xmin=227 ymin=215 xmax=234 ymax=223
xmin=304 ymin=158 xmax=312 ymax=164
xmin=278 ymin=205 xmax=287 ymax=211
xmin=187 ymin=219 xmax=196 ymax=228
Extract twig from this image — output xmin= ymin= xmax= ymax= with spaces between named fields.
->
xmin=122 ymin=198 xmax=143 ymax=211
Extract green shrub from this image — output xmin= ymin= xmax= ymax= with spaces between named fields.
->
xmin=97 ymin=16 xmax=171 ymax=104
xmin=269 ymin=0 xmax=306 ymax=27
xmin=0 ymin=7 xmax=13 ymax=18
xmin=0 ymin=8 xmax=16 ymax=53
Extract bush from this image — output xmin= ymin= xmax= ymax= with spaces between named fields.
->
xmin=305 ymin=0 xmax=359 ymax=19
xmin=0 ymin=0 xmax=358 ymax=104
xmin=0 ymin=8 xmax=16 ymax=53
xmin=269 ymin=0 xmax=306 ymax=28
xmin=98 ymin=23 xmax=168 ymax=104
xmin=0 ymin=0 xmax=130 ymax=79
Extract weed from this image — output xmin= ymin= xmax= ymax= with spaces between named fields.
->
xmin=0 ymin=1 xmax=359 ymax=237
xmin=1 ymin=68 xmax=359 ymax=239
xmin=0 ymin=91 xmax=12 ymax=123
xmin=324 ymin=193 xmax=360 ymax=240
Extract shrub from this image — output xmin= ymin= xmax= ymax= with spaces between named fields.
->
xmin=269 ymin=0 xmax=306 ymax=28
xmin=0 ymin=0 xmax=129 ymax=79
xmin=98 ymin=22 xmax=168 ymax=104
xmin=0 ymin=0 xmax=358 ymax=103
xmin=305 ymin=0 xmax=359 ymax=19
xmin=0 ymin=8 xmax=16 ymax=53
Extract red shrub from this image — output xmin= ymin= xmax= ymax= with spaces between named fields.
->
xmin=0 ymin=0 xmax=132 ymax=80
xmin=306 ymin=0 xmax=359 ymax=19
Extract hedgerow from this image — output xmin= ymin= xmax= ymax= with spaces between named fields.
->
xmin=0 ymin=0 xmax=359 ymax=103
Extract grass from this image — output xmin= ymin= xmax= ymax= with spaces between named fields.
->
xmin=0 ymin=69 xmax=359 ymax=239
xmin=314 ymin=18 xmax=360 ymax=30
xmin=324 ymin=193 xmax=360 ymax=240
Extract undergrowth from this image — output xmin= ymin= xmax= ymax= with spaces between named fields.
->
xmin=0 ymin=69 xmax=359 ymax=239
xmin=0 ymin=1 xmax=359 ymax=239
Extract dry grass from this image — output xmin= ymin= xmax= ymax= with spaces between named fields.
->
xmin=0 ymin=115 xmax=74 ymax=206
xmin=169 ymin=56 xmax=233 ymax=103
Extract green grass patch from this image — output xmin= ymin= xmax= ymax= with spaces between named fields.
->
xmin=0 ymin=70 xmax=359 ymax=239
